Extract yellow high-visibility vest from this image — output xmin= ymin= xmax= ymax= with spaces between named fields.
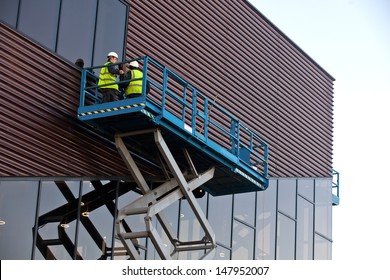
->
xmin=98 ymin=62 xmax=118 ymax=90
xmin=125 ymin=69 xmax=143 ymax=96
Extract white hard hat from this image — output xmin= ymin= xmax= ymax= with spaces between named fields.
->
xmin=129 ymin=61 xmax=139 ymax=68
xmin=107 ymin=52 xmax=118 ymax=58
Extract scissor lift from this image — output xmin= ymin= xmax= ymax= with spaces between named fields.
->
xmin=77 ymin=56 xmax=269 ymax=259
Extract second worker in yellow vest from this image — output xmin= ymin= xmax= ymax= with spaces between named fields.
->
xmin=120 ymin=60 xmax=149 ymax=98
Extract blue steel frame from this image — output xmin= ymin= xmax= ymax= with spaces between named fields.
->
xmin=332 ymin=169 xmax=340 ymax=205
xmin=78 ymin=56 xmax=269 ymax=191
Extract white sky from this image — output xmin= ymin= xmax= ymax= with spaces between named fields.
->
xmin=249 ymin=0 xmax=390 ymax=271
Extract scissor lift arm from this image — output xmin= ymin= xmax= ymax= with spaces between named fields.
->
xmin=115 ymin=128 xmax=216 ymax=259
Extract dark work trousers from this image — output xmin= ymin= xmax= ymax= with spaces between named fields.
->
xmin=125 ymin=93 xmax=142 ymax=99
xmin=101 ymin=88 xmax=119 ymax=103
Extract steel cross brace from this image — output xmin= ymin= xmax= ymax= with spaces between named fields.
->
xmin=115 ymin=129 xmax=216 ymax=260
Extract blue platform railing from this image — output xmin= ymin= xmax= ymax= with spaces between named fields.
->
xmin=78 ymin=56 xmax=269 ymax=190
xmin=332 ymin=169 xmax=340 ymax=205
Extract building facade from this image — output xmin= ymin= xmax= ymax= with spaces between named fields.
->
xmin=0 ymin=0 xmax=335 ymax=260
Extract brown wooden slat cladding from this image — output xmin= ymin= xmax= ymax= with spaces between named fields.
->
xmin=1 ymin=0 xmax=334 ymax=178
xmin=126 ymin=0 xmax=334 ymax=177
xmin=0 ymin=23 xmax=130 ymax=177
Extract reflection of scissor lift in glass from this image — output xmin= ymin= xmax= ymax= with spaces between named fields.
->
xmin=33 ymin=180 xmax=139 ymax=260
xmin=78 ymin=56 xmax=269 ymax=259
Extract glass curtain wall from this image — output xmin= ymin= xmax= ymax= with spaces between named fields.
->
xmin=0 ymin=0 xmax=128 ymax=67
xmin=0 ymin=177 xmax=333 ymax=260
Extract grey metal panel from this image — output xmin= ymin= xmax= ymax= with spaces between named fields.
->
xmin=126 ymin=0 xmax=334 ymax=177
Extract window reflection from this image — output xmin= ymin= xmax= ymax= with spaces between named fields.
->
xmin=18 ymin=0 xmax=60 ymax=50
xmin=297 ymin=178 xmax=314 ymax=202
xmin=0 ymin=0 xmax=128 ymax=67
xmin=153 ymin=200 xmax=180 ymax=260
xmin=277 ymin=179 xmax=297 ymax=219
xmin=315 ymin=179 xmax=332 ymax=238
xmin=256 ymin=179 xmax=277 ymax=260
xmin=314 ymin=233 xmax=332 ymax=259
xmin=276 ymin=213 xmax=295 ymax=260
xmin=208 ymin=194 xmax=232 ymax=247
xmin=214 ymin=244 xmax=231 ymax=260
xmin=232 ymin=221 xmax=254 ymax=260
xmin=0 ymin=0 xmax=19 ymax=27
xmin=178 ymin=196 xmax=207 ymax=260
xmin=296 ymin=196 xmax=314 ymax=259
xmin=57 ymin=0 xmax=97 ymax=66
xmin=234 ymin=192 xmax=256 ymax=226
xmin=78 ymin=181 xmax=116 ymax=260
xmin=47 ymin=219 xmax=77 ymax=260
xmin=0 ymin=176 xmax=333 ymax=260
xmin=36 ymin=181 xmax=80 ymax=259
xmin=93 ymin=0 xmax=127 ymax=65
xmin=0 ymin=181 xmax=38 ymax=260
xmin=116 ymin=183 xmax=150 ymax=260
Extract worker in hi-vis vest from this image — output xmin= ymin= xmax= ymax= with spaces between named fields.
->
xmin=120 ymin=60 xmax=149 ymax=98
xmin=98 ymin=52 xmax=124 ymax=103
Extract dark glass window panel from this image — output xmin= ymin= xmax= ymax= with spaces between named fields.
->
xmin=0 ymin=181 xmax=38 ymax=260
xmin=208 ymin=194 xmax=232 ymax=247
xmin=34 ymin=247 xmax=46 ymax=260
xmin=77 ymin=181 xmax=115 ymax=260
xmin=40 ymin=181 xmax=79 ymax=209
xmin=276 ymin=213 xmax=295 ymax=260
xmin=37 ymin=181 xmax=80 ymax=259
xmin=214 ymin=245 xmax=231 ymax=260
xmin=115 ymin=184 xmax=148 ymax=259
xmin=297 ymin=178 xmax=314 ymax=202
xmin=77 ymin=222 xmax=106 ymax=259
xmin=0 ymin=0 xmax=20 ymax=27
xmin=232 ymin=221 xmax=254 ymax=260
xmin=4 ymin=0 xmax=126 ymax=67
xmin=143 ymin=200 xmax=179 ymax=260
xmin=256 ymin=179 xmax=277 ymax=260
xmin=18 ymin=0 xmax=60 ymax=50
xmin=154 ymin=200 xmax=180 ymax=259
xmin=47 ymin=246 xmax=73 ymax=260
xmin=47 ymin=220 xmax=76 ymax=260
xmin=296 ymin=196 xmax=314 ymax=259
xmin=178 ymin=196 xmax=207 ymax=260
xmin=234 ymin=191 xmax=255 ymax=226
xmin=93 ymin=0 xmax=127 ymax=66
xmin=314 ymin=233 xmax=332 ymax=260
xmin=277 ymin=178 xmax=296 ymax=218
xmin=57 ymin=0 xmax=97 ymax=67
xmin=315 ymin=178 xmax=332 ymax=238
